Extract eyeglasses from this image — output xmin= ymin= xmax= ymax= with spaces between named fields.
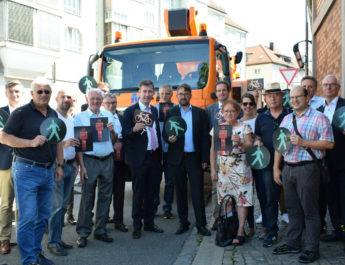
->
xmin=289 ymin=95 xmax=306 ymax=101
xmin=103 ymin=101 xmax=117 ymax=105
xmin=242 ymin=102 xmax=255 ymax=106
xmin=36 ymin=90 xmax=51 ymax=95
xmin=322 ymin=83 xmax=338 ymax=88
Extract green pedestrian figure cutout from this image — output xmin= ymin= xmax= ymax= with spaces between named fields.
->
xmin=169 ymin=120 xmax=184 ymax=136
xmin=283 ymin=92 xmax=291 ymax=107
xmin=277 ymin=129 xmax=287 ymax=151
xmin=339 ymin=112 xmax=345 ymax=128
xmin=46 ymin=120 xmax=61 ymax=142
xmin=251 ymin=146 xmax=264 ymax=167
xmin=83 ymin=78 xmax=94 ymax=92
xmin=0 ymin=115 xmax=4 ymax=128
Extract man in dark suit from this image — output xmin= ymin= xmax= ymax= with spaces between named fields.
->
xmin=205 ymin=81 xmax=230 ymax=230
xmin=318 ymin=74 xmax=345 ymax=243
xmin=0 ymin=80 xmax=24 ymax=255
xmin=164 ymin=83 xmax=211 ymax=236
xmin=122 ymin=79 xmax=164 ymax=239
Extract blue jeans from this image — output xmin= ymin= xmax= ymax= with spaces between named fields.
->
xmin=13 ymin=161 xmax=54 ymax=265
xmin=254 ymin=166 xmax=280 ymax=236
xmin=48 ymin=163 xmax=75 ymax=246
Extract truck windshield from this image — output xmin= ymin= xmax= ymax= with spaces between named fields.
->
xmin=102 ymin=40 xmax=209 ymax=92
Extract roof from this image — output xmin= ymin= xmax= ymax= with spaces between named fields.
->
xmin=208 ymin=1 xmax=226 ymax=14
xmin=246 ymin=44 xmax=298 ymax=68
xmin=225 ymin=17 xmax=248 ymax=33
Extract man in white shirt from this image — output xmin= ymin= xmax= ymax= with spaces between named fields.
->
xmin=301 ymin=76 xmax=324 ymax=110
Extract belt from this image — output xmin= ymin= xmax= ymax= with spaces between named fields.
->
xmin=63 ymin=159 xmax=75 ymax=164
xmin=14 ymin=156 xmax=54 ymax=169
xmin=285 ymin=160 xmax=316 ymax=167
xmin=84 ymin=153 xmax=112 ymax=161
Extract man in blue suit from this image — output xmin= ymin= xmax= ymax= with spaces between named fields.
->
xmin=0 ymin=80 xmax=24 ymax=255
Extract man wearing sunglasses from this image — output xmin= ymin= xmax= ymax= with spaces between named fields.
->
xmin=0 ymin=77 xmax=64 ymax=265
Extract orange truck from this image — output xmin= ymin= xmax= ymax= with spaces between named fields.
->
xmin=87 ymin=7 xmax=243 ymax=109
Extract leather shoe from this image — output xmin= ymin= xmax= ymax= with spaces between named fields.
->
xmin=115 ymin=222 xmax=129 ymax=232
xmin=164 ymin=211 xmax=172 ymax=219
xmin=94 ymin=233 xmax=113 ymax=242
xmin=320 ymin=232 xmax=342 ymax=242
xmin=175 ymin=222 xmax=190 ymax=235
xmin=132 ymin=229 xmax=142 ymax=239
xmin=76 ymin=236 xmax=87 ymax=248
xmin=60 ymin=240 xmax=73 ymax=249
xmin=107 ymin=217 xmax=115 ymax=223
xmin=197 ymin=226 xmax=211 ymax=236
xmin=47 ymin=244 xmax=67 ymax=256
xmin=211 ymin=220 xmax=218 ymax=231
xmin=67 ymin=215 xmax=77 ymax=225
xmin=144 ymin=225 xmax=164 ymax=233
xmin=0 ymin=240 xmax=10 ymax=254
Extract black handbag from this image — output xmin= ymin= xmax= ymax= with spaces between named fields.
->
xmin=215 ymin=194 xmax=239 ymax=247
xmin=292 ymin=115 xmax=330 ymax=184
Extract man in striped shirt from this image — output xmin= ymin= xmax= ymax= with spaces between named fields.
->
xmin=272 ymin=86 xmax=334 ymax=264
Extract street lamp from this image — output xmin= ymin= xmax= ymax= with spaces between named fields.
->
xmin=293 ymin=40 xmax=312 ymax=73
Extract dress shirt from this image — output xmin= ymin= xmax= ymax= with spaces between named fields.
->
xmin=179 ymin=104 xmax=195 ymax=152
xmin=309 ymin=95 xmax=325 ymax=110
xmin=138 ymin=100 xmax=159 ymax=151
xmin=280 ymin=107 xmax=334 ymax=163
xmin=57 ymin=111 xmax=76 ymax=160
xmin=74 ymin=108 xmax=118 ymax=157
xmin=113 ymin=112 xmax=123 ymax=139
xmin=323 ymin=96 xmax=338 ymax=123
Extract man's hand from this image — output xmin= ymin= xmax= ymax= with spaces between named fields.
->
xmin=290 ymin=134 xmax=304 ymax=146
xmin=107 ymin=122 xmax=114 ymax=132
xmin=211 ymin=169 xmax=218 ymax=182
xmin=202 ymin=162 xmax=208 ymax=170
xmin=168 ymin=135 xmax=177 ymax=143
xmin=254 ymin=139 xmax=263 ymax=147
xmin=31 ymin=135 xmax=47 ymax=147
xmin=55 ymin=167 xmax=64 ymax=183
xmin=80 ymin=166 xmax=88 ymax=184
xmin=133 ymin=123 xmax=146 ymax=133
xmin=63 ymin=138 xmax=80 ymax=148
xmin=273 ymin=167 xmax=282 ymax=186
xmin=231 ymin=134 xmax=241 ymax=144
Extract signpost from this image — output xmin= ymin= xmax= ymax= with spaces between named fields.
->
xmin=280 ymin=68 xmax=299 ymax=86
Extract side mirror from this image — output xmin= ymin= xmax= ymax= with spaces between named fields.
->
xmin=235 ymin=51 xmax=243 ymax=64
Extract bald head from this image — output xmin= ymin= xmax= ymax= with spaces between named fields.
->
xmin=290 ymin=85 xmax=308 ymax=114
xmin=56 ymin=88 xmax=73 ymax=113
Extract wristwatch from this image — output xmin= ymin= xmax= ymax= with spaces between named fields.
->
xmin=57 ymin=163 xmax=64 ymax=169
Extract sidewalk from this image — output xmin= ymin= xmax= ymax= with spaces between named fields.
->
xmin=185 ymin=201 xmax=345 ymax=265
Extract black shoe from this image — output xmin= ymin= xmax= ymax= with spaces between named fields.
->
xmin=67 ymin=215 xmax=77 ymax=225
xmin=59 ymin=241 xmax=73 ymax=249
xmin=320 ymin=232 xmax=341 ymax=242
xmin=115 ymin=222 xmax=129 ymax=232
xmin=132 ymin=229 xmax=142 ymax=239
xmin=164 ymin=211 xmax=172 ymax=219
xmin=273 ymin=244 xmax=301 ymax=255
xmin=144 ymin=225 xmax=164 ymax=233
xmin=263 ymin=234 xmax=277 ymax=247
xmin=211 ymin=220 xmax=218 ymax=231
xmin=94 ymin=233 xmax=113 ymax=242
xmin=36 ymin=253 xmax=54 ymax=265
xmin=298 ymin=250 xmax=320 ymax=263
xmin=175 ymin=222 xmax=190 ymax=235
xmin=47 ymin=244 xmax=67 ymax=256
xmin=107 ymin=217 xmax=115 ymax=224
xmin=197 ymin=226 xmax=211 ymax=236
xmin=76 ymin=236 xmax=87 ymax=248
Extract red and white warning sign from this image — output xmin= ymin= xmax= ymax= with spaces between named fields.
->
xmin=280 ymin=68 xmax=299 ymax=86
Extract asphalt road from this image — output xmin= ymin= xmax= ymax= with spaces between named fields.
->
xmin=2 ymin=179 xmax=207 ymax=265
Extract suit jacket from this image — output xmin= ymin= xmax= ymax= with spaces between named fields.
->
xmin=0 ymin=106 xmax=14 ymax=170
xmin=318 ymin=97 xmax=345 ymax=170
xmin=122 ymin=103 xmax=162 ymax=167
xmin=205 ymin=102 xmax=220 ymax=129
xmin=163 ymin=105 xmax=209 ymax=166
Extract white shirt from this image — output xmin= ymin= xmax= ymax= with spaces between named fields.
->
xmin=57 ymin=111 xmax=76 ymax=160
xmin=309 ymin=95 xmax=325 ymax=110
xmin=138 ymin=101 xmax=159 ymax=150
xmin=324 ymin=96 xmax=339 ymax=123
xmin=113 ymin=112 xmax=122 ymax=139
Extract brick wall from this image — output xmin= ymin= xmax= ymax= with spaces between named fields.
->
xmin=315 ymin=0 xmax=342 ymax=96
xmin=315 ymin=0 xmax=325 ymax=16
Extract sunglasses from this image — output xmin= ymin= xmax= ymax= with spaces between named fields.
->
xmin=242 ymin=102 xmax=254 ymax=106
xmin=36 ymin=90 xmax=51 ymax=95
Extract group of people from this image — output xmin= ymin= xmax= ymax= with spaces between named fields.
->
xmin=0 ymin=73 xmax=344 ymax=265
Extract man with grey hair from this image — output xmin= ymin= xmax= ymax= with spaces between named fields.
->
xmin=74 ymin=88 xmax=119 ymax=248
xmin=0 ymin=80 xmax=24 ymax=255
xmin=317 ymin=74 xmax=345 ymax=243
xmin=0 ymin=76 xmax=64 ymax=265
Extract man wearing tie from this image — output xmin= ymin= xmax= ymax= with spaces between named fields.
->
xmin=122 ymin=80 xmax=163 ymax=239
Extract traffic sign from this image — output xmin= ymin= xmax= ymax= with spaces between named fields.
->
xmin=280 ymin=68 xmax=299 ymax=86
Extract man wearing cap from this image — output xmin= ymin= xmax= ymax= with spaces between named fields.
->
xmin=272 ymin=85 xmax=334 ymax=263
xmin=74 ymin=88 xmax=118 ymax=248
xmin=47 ymin=88 xmax=79 ymax=256
xmin=254 ymin=82 xmax=291 ymax=247
xmin=0 ymin=77 xmax=64 ymax=265
xmin=0 ymin=80 xmax=24 ymax=255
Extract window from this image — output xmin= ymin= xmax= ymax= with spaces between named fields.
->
xmin=37 ymin=11 xmax=60 ymax=50
xmin=64 ymin=0 xmax=80 ymax=16
xmin=144 ymin=11 xmax=155 ymax=30
xmin=254 ymin=68 xmax=261 ymax=75
xmin=64 ymin=27 xmax=81 ymax=52
xmin=0 ymin=1 xmax=4 ymax=41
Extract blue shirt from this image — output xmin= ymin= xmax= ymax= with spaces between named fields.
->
xmin=309 ymin=95 xmax=325 ymax=110
xmin=180 ymin=105 xmax=195 ymax=152
xmin=155 ymin=104 xmax=175 ymax=153
xmin=74 ymin=108 xmax=117 ymax=157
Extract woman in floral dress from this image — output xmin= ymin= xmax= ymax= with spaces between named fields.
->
xmin=210 ymin=100 xmax=253 ymax=245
